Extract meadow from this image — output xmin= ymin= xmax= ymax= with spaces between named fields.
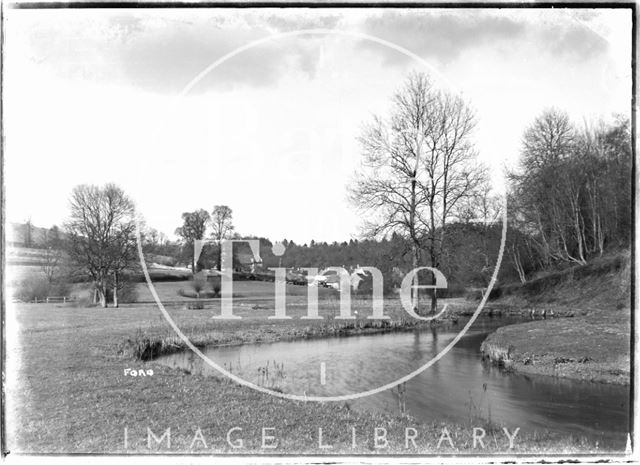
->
xmin=134 ymin=279 xmax=335 ymax=303
xmin=6 ymin=293 xmax=611 ymax=455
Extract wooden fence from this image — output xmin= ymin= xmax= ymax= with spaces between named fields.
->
xmin=32 ymin=296 xmax=76 ymax=304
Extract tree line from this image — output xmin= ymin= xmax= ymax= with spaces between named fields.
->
xmin=506 ymin=110 xmax=631 ymax=281
xmin=22 ymin=72 xmax=629 ymax=310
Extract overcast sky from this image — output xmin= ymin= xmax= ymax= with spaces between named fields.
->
xmin=5 ymin=8 xmax=632 ymax=243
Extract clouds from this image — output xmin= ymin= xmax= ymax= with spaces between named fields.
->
xmin=548 ymin=20 xmax=610 ymax=60
xmin=10 ymin=10 xmax=334 ymax=94
xmin=4 ymin=8 xmax=631 ymax=242
xmin=358 ymin=10 xmax=609 ymax=67
xmin=260 ymin=12 xmax=341 ymax=32
xmin=359 ymin=11 xmax=524 ymax=65
xmin=10 ymin=8 xmax=614 ymax=96
xmin=115 ymin=12 xmax=343 ymax=93
xmin=118 ymin=25 xmax=321 ymax=93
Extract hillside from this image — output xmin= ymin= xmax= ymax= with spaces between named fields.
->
xmin=481 ymin=250 xmax=631 ymax=385
xmin=491 ymin=250 xmax=631 ymax=311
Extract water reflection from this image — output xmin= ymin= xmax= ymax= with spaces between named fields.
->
xmin=155 ymin=316 xmax=629 ymax=448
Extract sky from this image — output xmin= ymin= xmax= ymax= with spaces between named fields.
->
xmin=4 ymin=8 xmax=632 ymax=244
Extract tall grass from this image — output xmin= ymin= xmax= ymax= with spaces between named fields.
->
xmin=479 ymin=340 xmax=513 ymax=369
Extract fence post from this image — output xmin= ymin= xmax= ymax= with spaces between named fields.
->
xmin=35 ymin=297 xmax=37 ymax=304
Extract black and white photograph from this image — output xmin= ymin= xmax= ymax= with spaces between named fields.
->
xmin=2 ymin=2 xmax=635 ymax=461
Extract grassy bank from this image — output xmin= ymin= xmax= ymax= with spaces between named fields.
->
xmin=118 ymin=293 xmax=551 ymax=361
xmin=480 ymin=308 xmax=630 ymax=385
xmin=6 ymin=302 xmax=616 ymax=454
xmin=490 ymin=251 xmax=631 ymax=311
xmin=122 ymin=314 xmax=436 ymax=361
xmin=480 ymin=251 xmax=631 ymax=385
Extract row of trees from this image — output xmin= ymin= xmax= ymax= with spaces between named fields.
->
xmin=51 ymin=74 xmax=629 ymax=310
xmin=272 ymin=223 xmax=505 ymax=292
xmin=507 ymin=110 xmax=631 ymax=278
xmin=174 ymin=205 xmax=235 ymax=272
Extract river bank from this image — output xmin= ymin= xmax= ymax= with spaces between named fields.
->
xmin=480 ymin=308 xmax=630 ymax=385
xmin=8 ymin=303 xmax=612 ymax=454
xmin=120 ymin=297 xmax=563 ymax=361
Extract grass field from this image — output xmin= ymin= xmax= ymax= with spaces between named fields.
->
xmin=5 ymin=296 xmax=613 ymax=455
xmin=134 ymin=279 xmax=336 ymax=302
xmin=480 ymin=308 xmax=631 ymax=384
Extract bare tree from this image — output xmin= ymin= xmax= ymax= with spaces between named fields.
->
xmin=175 ymin=209 xmax=210 ymax=272
xmin=40 ymin=226 xmax=64 ymax=284
xmin=64 ymin=184 xmax=137 ymax=307
xmin=141 ymin=226 xmax=169 ymax=255
xmin=41 ymin=248 xmax=62 ymax=285
xmin=508 ymin=111 xmax=630 ymax=273
xmin=210 ymin=205 xmax=234 ymax=270
xmin=458 ymin=185 xmax=502 ymax=285
xmin=515 ymin=109 xmax=585 ymax=264
xmin=350 ymin=72 xmax=487 ymax=314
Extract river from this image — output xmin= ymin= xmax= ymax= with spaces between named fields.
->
xmin=154 ymin=316 xmax=629 ymax=449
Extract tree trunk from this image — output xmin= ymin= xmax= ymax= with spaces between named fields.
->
xmin=411 ymin=241 xmax=420 ymax=312
xmin=512 ymin=245 xmax=526 ymax=283
xmin=430 ymin=247 xmax=438 ymax=314
xmin=597 ymin=215 xmax=604 ymax=255
xmin=409 ymin=165 xmax=420 ymax=314
xmin=100 ymin=281 xmax=108 ymax=308
xmin=113 ymin=272 xmax=119 ymax=308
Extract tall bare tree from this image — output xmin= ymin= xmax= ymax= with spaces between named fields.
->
xmin=510 ymin=111 xmax=631 ymax=269
xmin=210 ymin=205 xmax=234 ymax=270
xmin=514 ymin=109 xmax=584 ymax=264
xmin=175 ymin=209 xmax=210 ymax=272
xmin=350 ymin=72 xmax=487 ymax=314
xmin=40 ymin=226 xmax=64 ymax=285
xmin=64 ymin=184 xmax=137 ymax=307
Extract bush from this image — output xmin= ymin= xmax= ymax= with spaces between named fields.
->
xmin=211 ymin=277 xmax=221 ymax=297
xmin=13 ymin=275 xmax=50 ymax=302
xmin=12 ymin=274 xmax=73 ymax=302
xmin=191 ymin=271 xmax=208 ymax=297
xmin=178 ymin=288 xmax=197 ymax=298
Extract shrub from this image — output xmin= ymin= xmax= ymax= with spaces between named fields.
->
xmin=191 ymin=271 xmax=208 ymax=297
xmin=178 ymin=288 xmax=198 ymax=298
xmin=211 ymin=276 xmax=221 ymax=297
xmin=13 ymin=275 xmax=50 ymax=302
